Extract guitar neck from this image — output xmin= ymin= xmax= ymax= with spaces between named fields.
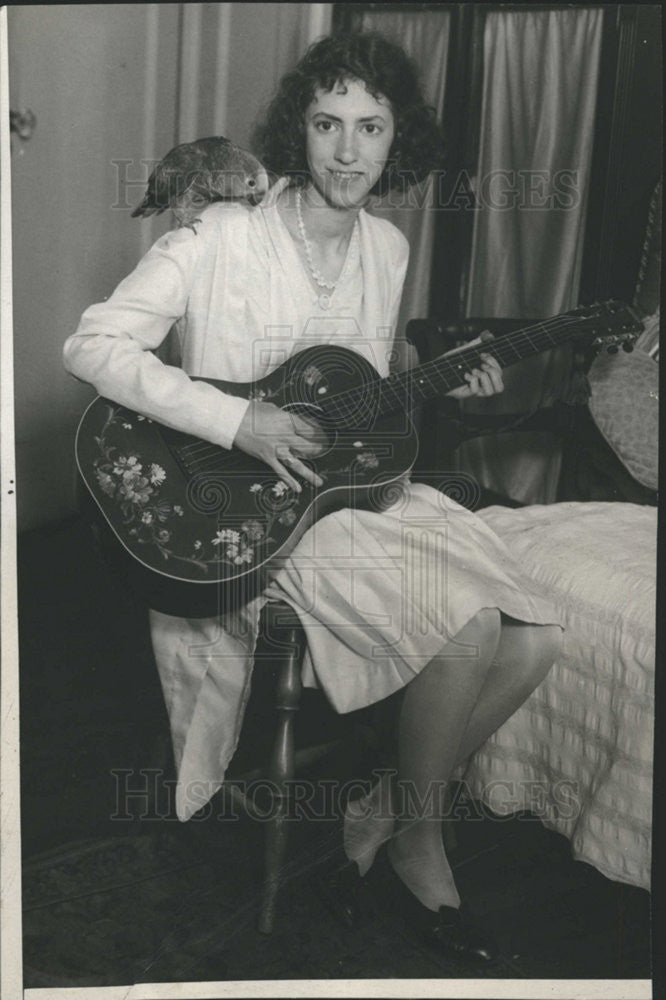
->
xmin=320 ymin=313 xmax=596 ymax=428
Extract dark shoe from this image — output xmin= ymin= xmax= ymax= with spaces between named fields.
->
xmin=313 ymin=856 xmax=364 ymax=928
xmin=373 ymin=849 xmax=498 ymax=964
xmin=422 ymin=903 xmax=497 ymax=964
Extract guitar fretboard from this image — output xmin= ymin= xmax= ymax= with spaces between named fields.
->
xmin=165 ymin=303 xmax=636 ymax=472
xmin=317 ymin=314 xmax=596 ymax=429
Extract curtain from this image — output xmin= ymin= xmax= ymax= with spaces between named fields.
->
xmin=176 ymin=4 xmax=447 ymax=339
xmin=175 ymin=3 xmax=333 ymax=148
xmin=455 ymin=8 xmax=604 ymax=504
xmin=360 ymin=8 xmax=451 ymax=339
xmin=157 ymin=3 xmax=332 ymax=366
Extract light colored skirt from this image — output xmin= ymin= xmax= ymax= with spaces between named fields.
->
xmin=150 ymin=483 xmax=561 ymax=820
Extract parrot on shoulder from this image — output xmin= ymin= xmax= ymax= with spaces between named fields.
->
xmin=131 ymin=135 xmax=270 ymax=233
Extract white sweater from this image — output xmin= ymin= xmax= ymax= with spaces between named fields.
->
xmin=63 ymin=182 xmax=409 ymax=449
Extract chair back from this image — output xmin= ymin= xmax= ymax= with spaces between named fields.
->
xmin=634 ymin=179 xmax=662 ymax=317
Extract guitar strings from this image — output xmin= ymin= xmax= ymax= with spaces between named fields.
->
xmin=174 ymin=315 xmax=603 ymax=468
xmin=172 ymin=312 xmax=625 ymax=472
xmin=323 ymin=317 xmax=578 ymax=418
xmin=335 ymin=309 xmax=633 ymax=423
xmin=175 ymin=324 xmax=567 ymax=472
xmin=317 ymin=314 xmax=592 ymax=426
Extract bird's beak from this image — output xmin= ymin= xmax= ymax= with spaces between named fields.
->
xmin=247 ymin=169 xmax=270 ymax=206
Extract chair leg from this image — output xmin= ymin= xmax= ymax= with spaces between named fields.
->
xmin=258 ymin=621 xmax=305 ymax=935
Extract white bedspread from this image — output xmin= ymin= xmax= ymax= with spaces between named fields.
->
xmin=462 ymin=502 xmax=656 ymax=890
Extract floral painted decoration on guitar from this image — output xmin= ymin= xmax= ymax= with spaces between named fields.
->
xmin=89 ymin=404 xmax=378 ymax=575
xmin=89 ymin=402 xmax=384 ymax=578
xmin=90 ymin=406 xmax=300 ymax=572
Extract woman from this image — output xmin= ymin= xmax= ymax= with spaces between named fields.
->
xmin=64 ymin=31 xmax=562 ymax=962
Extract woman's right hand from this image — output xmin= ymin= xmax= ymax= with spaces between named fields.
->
xmin=232 ymin=401 xmax=326 ymax=492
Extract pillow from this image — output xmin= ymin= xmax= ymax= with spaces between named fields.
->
xmin=635 ymin=307 xmax=660 ymax=358
xmin=587 ymin=322 xmax=659 ymax=491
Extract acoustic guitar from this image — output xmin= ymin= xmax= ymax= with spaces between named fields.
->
xmin=75 ymin=301 xmax=641 ymax=617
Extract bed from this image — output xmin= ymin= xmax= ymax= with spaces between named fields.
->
xmin=429 ymin=182 xmax=661 ymax=892
xmin=460 ymin=500 xmax=656 ymax=890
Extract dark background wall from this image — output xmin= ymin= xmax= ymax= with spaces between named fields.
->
xmin=580 ymin=3 xmax=662 ymax=307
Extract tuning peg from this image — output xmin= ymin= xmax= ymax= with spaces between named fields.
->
xmin=622 ymin=341 xmax=634 ymax=353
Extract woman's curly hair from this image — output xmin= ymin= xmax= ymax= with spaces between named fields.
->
xmin=252 ymin=31 xmax=444 ymax=196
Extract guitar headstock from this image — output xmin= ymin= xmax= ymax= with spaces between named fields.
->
xmin=567 ymin=300 xmax=644 ymax=352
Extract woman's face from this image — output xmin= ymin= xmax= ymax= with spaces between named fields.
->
xmin=303 ymin=77 xmax=395 ymax=209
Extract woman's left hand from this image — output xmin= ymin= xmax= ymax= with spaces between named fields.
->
xmin=445 ymin=332 xmax=504 ymax=400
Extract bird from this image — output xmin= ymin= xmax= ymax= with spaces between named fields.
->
xmin=131 ymin=136 xmax=271 ymax=232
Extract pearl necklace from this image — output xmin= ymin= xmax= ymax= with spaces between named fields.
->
xmin=295 ymin=188 xmax=358 ymax=310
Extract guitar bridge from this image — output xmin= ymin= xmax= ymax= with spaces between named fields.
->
xmin=156 ymin=424 xmax=240 ymax=478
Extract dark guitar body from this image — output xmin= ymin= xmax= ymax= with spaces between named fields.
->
xmin=76 ymin=345 xmax=418 ymax=618
xmin=75 ymin=302 xmax=640 ymax=617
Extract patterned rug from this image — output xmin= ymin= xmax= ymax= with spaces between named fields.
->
xmin=22 ymin=824 xmax=517 ymax=988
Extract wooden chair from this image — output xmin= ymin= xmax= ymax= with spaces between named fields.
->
xmin=229 ymin=605 xmax=399 ymax=934
xmin=248 ymin=600 xmax=308 ymax=935
xmin=86 ymin=323 xmax=475 ymax=936
xmin=83 ymin=501 xmax=331 ymax=933
xmin=408 ymin=179 xmax=661 ymax=510
xmin=557 ymin=179 xmax=660 ymax=505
